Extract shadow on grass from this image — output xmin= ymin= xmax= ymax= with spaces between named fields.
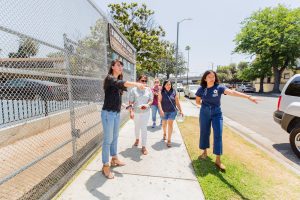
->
xmin=193 ymin=157 xmax=250 ymax=200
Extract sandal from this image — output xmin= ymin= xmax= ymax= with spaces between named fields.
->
xmin=215 ymin=162 xmax=226 ymax=172
xmin=141 ymin=147 xmax=148 ymax=155
xmin=111 ymin=158 xmax=126 ymax=167
xmin=166 ymin=140 xmax=171 ymax=148
xmin=198 ymin=153 xmax=207 ymax=160
xmin=133 ymin=139 xmax=139 ymax=146
xmin=102 ymin=165 xmax=114 ymax=179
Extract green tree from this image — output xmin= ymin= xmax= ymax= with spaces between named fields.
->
xmin=238 ymin=58 xmax=272 ymax=92
xmin=9 ymin=38 xmax=39 ymax=58
xmin=216 ymin=64 xmax=241 ymax=83
xmin=157 ymin=41 xmax=186 ymax=79
xmin=108 ymin=3 xmax=166 ymax=74
xmin=216 ymin=65 xmax=233 ymax=82
xmin=234 ymin=5 xmax=300 ymax=93
xmin=237 ymin=61 xmax=249 ymax=71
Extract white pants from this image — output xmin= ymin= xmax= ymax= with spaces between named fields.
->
xmin=134 ymin=110 xmax=150 ymax=147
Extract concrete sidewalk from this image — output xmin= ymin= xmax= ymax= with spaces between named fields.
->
xmin=56 ymin=115 xmax=205 ymax=200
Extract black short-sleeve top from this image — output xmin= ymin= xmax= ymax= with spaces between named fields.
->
xmin=102 ymin=75 xmax=127 ymax=112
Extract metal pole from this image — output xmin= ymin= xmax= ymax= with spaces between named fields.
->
xmin=63 ymin=34 xmax=78 ymax=160
xmin=187 ymin=49 xmax=189 ymax=85
xmin=175 ymin=22 xmax=179 ymax=91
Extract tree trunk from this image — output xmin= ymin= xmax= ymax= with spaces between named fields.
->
xmin=259 ymin=76 xmax=264 ymax=93
xmin=166 ymin=73 xmax=170 ymax=79
xmin=272 ymin=67 xmax=282 ymax=93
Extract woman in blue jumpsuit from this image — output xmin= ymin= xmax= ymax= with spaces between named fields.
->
xmin=195 ymin=70 xmax=258 ymax=171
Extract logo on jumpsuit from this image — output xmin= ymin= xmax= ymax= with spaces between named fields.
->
xmin=212 ymin=89 xmax=218 ymax=97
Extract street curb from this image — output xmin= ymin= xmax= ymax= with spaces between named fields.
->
xmin=188 ymin=99 xmax=300 ymax=176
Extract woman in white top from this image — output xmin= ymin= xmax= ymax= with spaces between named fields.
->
xmin=129 ymin=75 xmax=153 ymax=155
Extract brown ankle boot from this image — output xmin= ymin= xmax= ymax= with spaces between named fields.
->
xmin=111 ymin=158 xmax=126 ymax=167
xmin=102 ymin=165 xmax=114 ymax=179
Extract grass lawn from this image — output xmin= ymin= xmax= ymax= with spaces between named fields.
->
xmin=178 ymin=116 xmax=300 ymax=200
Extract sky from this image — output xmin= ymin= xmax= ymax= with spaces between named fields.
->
xmin=95 ymin=0 xmax=300 ymax=76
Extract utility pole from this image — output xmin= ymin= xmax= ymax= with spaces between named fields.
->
xmin=175 ymin=18 xmax=192 ymax=90
xmin=185 ymin=46 xmax=190 ymax=85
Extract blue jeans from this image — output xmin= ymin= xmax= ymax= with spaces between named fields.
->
xmin=101 ymin=110 xmax=120 ymax=164
xmin=151 ymin=105 xmax=162 ymax=124
xmin=162 ymin=111 xmax=177 ymax=121
xmin=199 ymin=105 xmax=223 ymax=155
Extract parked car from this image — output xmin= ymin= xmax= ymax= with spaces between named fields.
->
xmin=0 ymin=78 xmax=68 ymax=101
xmin=273 ymin=74 xmax=300 ymax=158
xmin=224 ymin=83 xmax=233 ymax=89
xmin=184 ymin=84 xmax=199 ymax=99
xmin=236 ymin=84 xmax=256 ymax=93
xmin=177 ymin=83 xmax=184 ymax=92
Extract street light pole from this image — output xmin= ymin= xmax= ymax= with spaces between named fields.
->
xmin=175 ymin=18 xmax=192 ymax=91
xmin=185 ymin=45 xmax=190 ymax=85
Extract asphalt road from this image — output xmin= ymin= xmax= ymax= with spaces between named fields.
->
xmin=221 ymin=94 xmax=300 ymax=167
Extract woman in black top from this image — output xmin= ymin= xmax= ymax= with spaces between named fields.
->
xmin=101 ymin=59 xmax=144 ymax=179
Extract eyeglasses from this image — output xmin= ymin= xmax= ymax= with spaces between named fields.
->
xmin=154 ymin=81 xmax=159 ymax=83
xmin=141 ymin=80 xmax=147 ymax=83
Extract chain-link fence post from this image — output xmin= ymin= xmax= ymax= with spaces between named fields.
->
xmin=63 ymin=33 xmax=79 ymax=161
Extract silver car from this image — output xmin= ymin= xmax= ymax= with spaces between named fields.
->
xmin=236 ymin=84 xmax=256 ymax=93
xmin=184 ymin=85 xmax=199 ymax=99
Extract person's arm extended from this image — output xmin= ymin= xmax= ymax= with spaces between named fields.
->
xmin=124 ymin=81 xmax=144 ymax=90
xmin=175 ymin=95 xmax=183 ymax=115
xmin=224 ymin=89 xmax=258 ymax=104
xmin=107 ymin=76 xmax=145 ymax=90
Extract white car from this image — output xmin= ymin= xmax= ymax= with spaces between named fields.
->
xmin=184 ymin=85 xmax=199 ymax=99
xmin=273 ymin=74 xmax=300 ymax=158
xmin=177 ymin=83 xmax=184 ymax=92
xmin=236 ymin=84 xmax=256 ymax=93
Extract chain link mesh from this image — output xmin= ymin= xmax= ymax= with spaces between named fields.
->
xmin=0 ymin=0 xmax=135 ymax=199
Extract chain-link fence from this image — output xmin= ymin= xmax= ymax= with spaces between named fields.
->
xmin=0 ymin=1 xmax=135 ymax=199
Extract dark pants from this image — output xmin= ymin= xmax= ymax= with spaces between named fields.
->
xmin=199 ymin=105 xmax=223 ymax=155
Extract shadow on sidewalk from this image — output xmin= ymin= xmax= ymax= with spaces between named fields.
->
xmin=119 ymin=146 xmax=142 ymax=162
xmin=86 ymin=170 xmax=123 ymax=200
xmin=147 ymin=125 xmax=162 ymax=132
xmin=151 ymin=140 xmax=181 ymax=151
xmin=194 ymin=157 xmax=250 ymax=200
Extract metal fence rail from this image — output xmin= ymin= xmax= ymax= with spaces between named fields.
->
xmin=0 ymin=1 xmax=134 ymax=199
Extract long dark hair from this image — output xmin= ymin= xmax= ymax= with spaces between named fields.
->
xmin=161 ymin=80 xmax=173 ymax=93
xmin=200 ymin=70 xmax=219 ymax=88
xmin=137 ymin=74 xmax=147 ymax=81
xmin=103 ymin=59 xmax=124 ymax=90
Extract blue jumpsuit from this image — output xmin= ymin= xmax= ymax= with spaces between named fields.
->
xmin=195 ymin=84 xmax=227 ymax=155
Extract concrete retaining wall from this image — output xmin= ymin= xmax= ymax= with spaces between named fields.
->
xmin=0 ymin=103 xmax=98 ymax=148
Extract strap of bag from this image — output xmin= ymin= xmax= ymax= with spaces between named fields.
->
xmin=164 ymin=90 xmax=178 ymax=111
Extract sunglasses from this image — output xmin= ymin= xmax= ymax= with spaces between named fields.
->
xmin=140 ymin=80 xmax=147 ymax=83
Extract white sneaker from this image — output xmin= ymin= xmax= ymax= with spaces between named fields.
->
xmin=152 ymin=123 xmax=156 ymax=128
